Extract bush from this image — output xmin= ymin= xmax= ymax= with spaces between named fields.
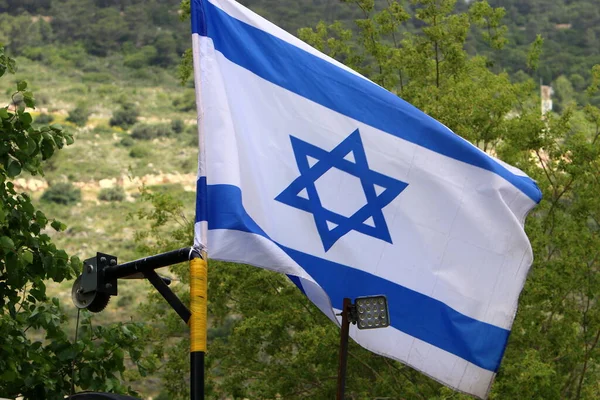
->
xmin=66 ymin=106 xmax=90 ymax=126
xmin=21 ymin=46 xmax=45 ymax=62
xmin=123 ymin=45 xmax=158 ymax=69
xmin=119 ymin=136 xmax=135 ymax=147
xmin=131 ymin=123 xmax=172 ymax=140
xmin=116 ymin=293 xmax=134 ymax=307
xmin=41 ymin=182 xmax=81 ymax=205
xmin=172 ymin=90 xmax=196 ymax=112
xmin=109 ymin=102 xmax=139 ymax=129
xmin=82 ymin=72 xmax=114 ymax=83
xmin=98 ymin=186 xmax=126 ymax=202
xmin=35 ymin=113 xmax=54 ymax=124
xmin=92 ymin=125 xmax=114 ymax=135
xmin=171 ymin=119 xmax=184 ymax=134
xmin=129 ymin=144 xmax=150 ymax=158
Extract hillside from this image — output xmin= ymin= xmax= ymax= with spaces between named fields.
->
xmin=485 ymin=0 xmax=600 ymax=87
xmin=2 ymin=0 xmax=599 ymax=88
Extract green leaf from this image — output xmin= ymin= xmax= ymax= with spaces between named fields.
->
xmin=70 ymin=255 xmax=82 ymax=271
xmin=22 ymin=250 xmax=33 ymax=265
xmin=40 ymin=138 xmax=54 ymax=160
xmin=15 ymin=133 xmax=28 ymax=152
xmin=0 ymin=108 xmax=8 ymax=119
xmin=57 ymin=347 xmax=77 ymax=361
xmin=0 ymin=236 xmax=15 ymax=250
xmin=17 ymin=80 xmax=27 ymax=91
xmin=25 ymin=136 xmax=37 ymax=155
xmin=23 ymin=97 xmax=35 ymax=108
xmin=7 ymin=159 xmax=22 ymax=178
xmin=51 ymin=220 xmax=66 ymax=232
xmin=20 ymin=113 xmax=32 ymax=125
xmin=49 ymin=123 xmax=63 ymax=131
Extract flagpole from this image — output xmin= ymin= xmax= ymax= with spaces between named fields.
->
xmin=191 ymin=0 xmax=208 ymax=397
xmin=190 ymin=252 xmax=207 ymax=400
xmin=336 ymin=298 xmax=352 ymax=400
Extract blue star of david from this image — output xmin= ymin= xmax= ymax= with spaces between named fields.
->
xmin=275 ymin=129 xmax=408 ymax=252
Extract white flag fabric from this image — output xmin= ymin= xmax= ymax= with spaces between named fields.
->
xmin=191 ymin=0 xmax=541 ymax=397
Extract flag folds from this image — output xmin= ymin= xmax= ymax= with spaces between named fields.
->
xmin=191 ymin=0 xmax=541 ymax=397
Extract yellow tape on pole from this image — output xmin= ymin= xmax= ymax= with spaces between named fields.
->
xmin=190 ymin=256 xmax=207 ymax=352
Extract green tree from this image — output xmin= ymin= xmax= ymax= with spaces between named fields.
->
xmin=66 ymin=105 xmax=91 ymax=127
xmin=110 ymin=102 xmax=140 ymax=129
xmin=98 ymin=186 xmax=126 ymax=202
xmin=553 ymin=75 xmax=576 ymax=113
xmin=41 ymin=182 xmax=82 ymax=205
xmin=0 ymin=46 xmax=152 ymax=399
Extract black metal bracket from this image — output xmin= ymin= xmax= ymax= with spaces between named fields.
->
xmin=143 ymin=270 xmax=191 ymax=323
xmin=81 ymin=253 xmax=118 ymax=296
xmin=77 ymin=248 xmax=200 ymax=323
xmin=347 ymin=303 xmax=358 ymax=325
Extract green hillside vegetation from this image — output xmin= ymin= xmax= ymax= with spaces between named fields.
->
xmin=1 ymin=0 xmax=600 ymax=399
xmin=2 ymin=0 xmax=600 ymax=92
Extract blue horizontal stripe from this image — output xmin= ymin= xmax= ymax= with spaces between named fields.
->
xmin=199 ymin=182 xmax=510 ymax=372
xmin=190 ymin=0 xmax=541 ymax=203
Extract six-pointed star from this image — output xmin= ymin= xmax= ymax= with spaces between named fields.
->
xmin=275 ymin=129 xmax=408 ymax=251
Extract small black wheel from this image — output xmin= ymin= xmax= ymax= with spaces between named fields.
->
xmin=86 ymin=291 xmax=111 ymax=313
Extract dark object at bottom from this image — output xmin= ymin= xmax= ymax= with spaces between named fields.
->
xmin=336 ymin=298 xmax=352 ymax=400
xmin=67 ymin=393 xmax=141 ymax=400
xmin=191 ymin=351 xmax=205 ymax=399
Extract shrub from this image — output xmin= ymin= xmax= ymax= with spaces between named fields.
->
xmin=92 ymin=125 xmax=114 ymax=135
xmin=35 ymin=113 xmax=54 ymax=124
xmin=131 ymin=123 xmax=172 ymax=140
xmin=172 ymin=90 xmax=196 ymax=112
xmin=98 ymin=186 xmax=126 ymax=202
xmin=171 ymin=119 xmax=184 ymax=134
xmin=123 ymin=45 xmax=158 ymax=69
xmin=116 ymin=293 xmax=134 ymax=307
xmin=82 ymin=72 xmax=114 ymax=83
xmin=129 ymin=144 xmax=150 ymax=158
xmin=119 ymin=136 xmax=135 ymax=147
xmin=109 ymin=102 xmax=139 ymax=129
xmin=41 ymin=182 xmax=81 ymax=205
xmin=21 ymin=46 xmax=45 ymax=62
xmin=66 ymin=106 xmax=90 ymax=126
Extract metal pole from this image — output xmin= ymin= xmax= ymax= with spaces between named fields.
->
xmin=104 ymin=247 xmax=193 ymax=280
xmin=143 ymin=270 xmax=191 ymax=323
xmin=336 ymin=297 xmax=352 ymax=400
xmin=189 ymin=252 xmax=208 ymax=400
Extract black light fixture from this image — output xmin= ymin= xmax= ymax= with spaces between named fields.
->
xmin=336 ymin=296 xmax=390 ymax=400
xmin=354 ymin=295 xmax=390 ymax=330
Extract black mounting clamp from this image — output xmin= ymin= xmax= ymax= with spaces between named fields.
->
xmin=70 ymin=248 xmax=195 ymax=321
xmin=71 ymin=252 xmax=118 ymax=313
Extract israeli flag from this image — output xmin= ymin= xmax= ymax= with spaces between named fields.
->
xmin=191 ymin=0 xmax=541 ymax=397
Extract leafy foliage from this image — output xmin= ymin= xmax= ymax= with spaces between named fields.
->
xmin=41 ymin=182 xmax=81 ymax=205
xmin=109 ymin=102 xmax=140 ymax=129
xmin=0 ymin=0 xmax=187 ymax=68
xmin=172 ymin=90 xmax=196 ymax=112
xmin=130 ymin=123 xmax=173 ymax=140
xmin=98 ymin=186 xmax=126 ymax=202
xmin=0 ymin=46 xmax=151 ymax=399
xmin=128 ymin=144 xmax=151 ymax=159
xmin=66 ymin=105 xmax=91 ymax=127
xmin=35 ymin=113 xmax=54 ymax=125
